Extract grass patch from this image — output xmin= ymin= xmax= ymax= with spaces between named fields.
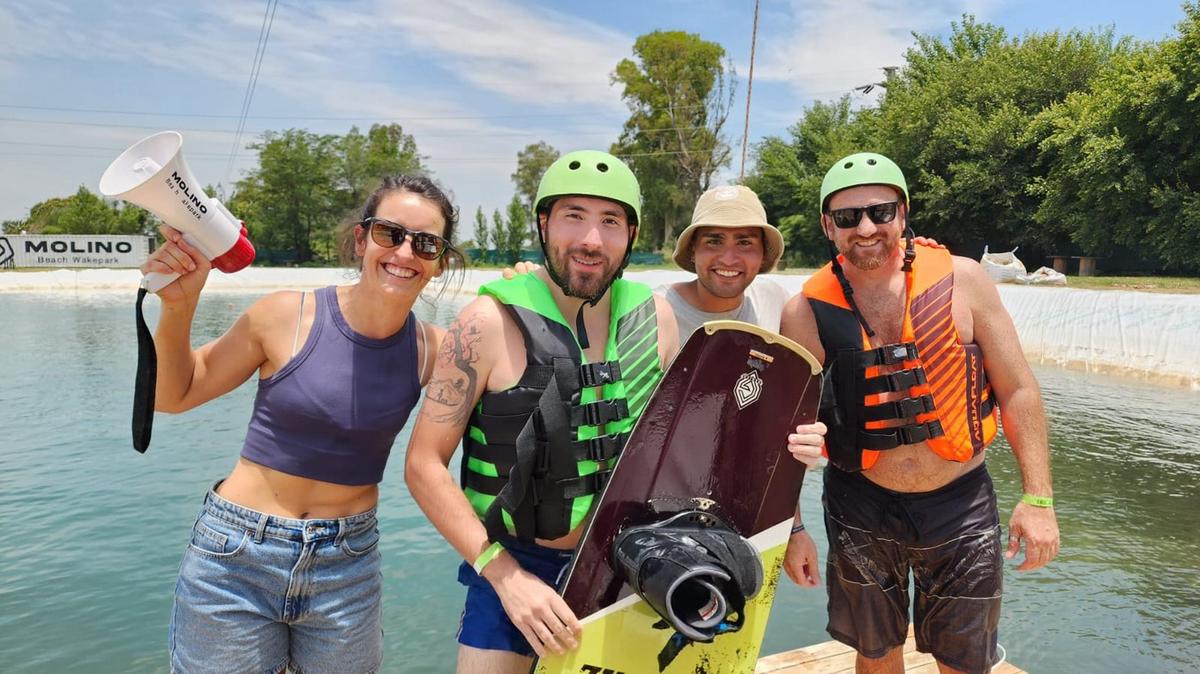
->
xmin=1066 ymin=275 xmax=1200 ymax=294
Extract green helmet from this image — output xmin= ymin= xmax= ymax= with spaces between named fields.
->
xmin=534 ymin=150 xmax=642 ymax=226
xmin=819 ymin=152 xmax=909 ymax=213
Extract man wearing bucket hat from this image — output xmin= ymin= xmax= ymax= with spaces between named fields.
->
xmin=406 ymin=150 xmax=678 ymax=673
xmin=780 ymin=152 xmax=1059 ymax=674
xmin=660 ymin=184 xmax=790 ymax=338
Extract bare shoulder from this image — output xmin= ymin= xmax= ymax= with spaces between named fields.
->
xmin=951 ymin=255 xmax=1002 ymax=303
xmin=243 ymin=289 xmax=306 ymax=334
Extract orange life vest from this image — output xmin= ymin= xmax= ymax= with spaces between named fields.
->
xmin=802 ymin=244 xmax=997 ymax=472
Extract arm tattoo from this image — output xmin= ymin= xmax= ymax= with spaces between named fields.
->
xmin=423 ymin=311 xmax=485 ymax=425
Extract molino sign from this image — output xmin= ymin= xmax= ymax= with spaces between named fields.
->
xmin=0 ymin=235 xmax=151 ymax=268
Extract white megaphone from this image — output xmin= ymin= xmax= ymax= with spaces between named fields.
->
xmin=100 ymin=131 xmax=255 ymax=292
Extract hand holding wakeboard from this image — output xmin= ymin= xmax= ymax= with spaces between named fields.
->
xmin=534 ymin=320 xmax=822 ymax=674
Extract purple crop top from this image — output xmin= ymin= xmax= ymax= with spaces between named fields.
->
xmin=240 ymin=285 xmax=422 ymax=485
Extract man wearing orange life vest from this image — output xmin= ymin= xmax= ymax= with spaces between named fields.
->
xmin=780 ymin=153 xmax=1059 ymax=674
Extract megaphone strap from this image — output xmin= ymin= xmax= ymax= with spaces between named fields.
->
xmin=132 ymin=287 xmax=157 ymax=453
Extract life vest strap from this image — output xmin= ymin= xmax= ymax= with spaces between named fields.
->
xmin=533 ymin=431 xmax=628 ymax=466
xmin=860 ymin=419 xmax=945 ymax=449
xmin=862 ymin=367 xmax=928 ymax=394
xmin=863 ymin=394 xmax=937 ymax=422
xmin=571 ymin=398 xmax=630 ymax=427
xmin=464 ymin=471 xmax=508 ymax=495
xmin=554 ymin=469 xmax=613 ymax=500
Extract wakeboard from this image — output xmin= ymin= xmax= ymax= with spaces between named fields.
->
xmin=534 ymin=320 xmax=822 ymax=674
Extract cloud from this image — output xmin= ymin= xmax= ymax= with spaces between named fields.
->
xmin=374 ymin=0 xmax=631 ymax=109
xmin=0 ymin=0 xmax=640 ymax=220
xmin=754 ymin=0 xmax=1005 ymax=102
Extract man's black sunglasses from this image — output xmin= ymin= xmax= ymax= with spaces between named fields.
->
xmin=827 ymin=201 xmax=899 ymax=229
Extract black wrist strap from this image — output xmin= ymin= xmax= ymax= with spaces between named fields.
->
xmin=132 ymin=287 xmax=156 ymax=453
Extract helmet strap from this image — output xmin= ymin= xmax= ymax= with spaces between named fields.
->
xmin=828 ymin=241 xmax=876 ymax=339
xmin=901 ymin=225 xmax=916 ymax=273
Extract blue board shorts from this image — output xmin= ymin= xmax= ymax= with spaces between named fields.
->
xmin=822 ymin=463 xmax=1003 ymax=674
xmin=169 ymin=485 xmax=383 ymax=674
xmin=456 ymin=538 xmax=574 ymax=656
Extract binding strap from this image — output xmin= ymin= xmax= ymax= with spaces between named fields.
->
xmin=132 ymin=287 xmax=156 ymax=453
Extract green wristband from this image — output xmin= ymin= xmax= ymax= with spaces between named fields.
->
xmin=473 ymin=542 xmax=505 ymax=575
xmin=1021 ymin=493 xmax=1054 ymax=508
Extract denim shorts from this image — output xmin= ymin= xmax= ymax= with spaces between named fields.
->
xmin=455 ymin=538 xmax=574 ymax=656
xmin=169 ymin=486 xmax=383 ymax=674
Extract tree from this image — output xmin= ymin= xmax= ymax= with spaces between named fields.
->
xmin=611 ymin=31 xmax=736 ymax=249
xmin=228 ymin=125 xmax=425 ymax=264
xmin=497 ymin=195 xmax=530 ymax=263
xmin=512 ymin=142 xmax=560 ymax=211
xmin=472 ymin=205 xmax=490 ymax=252
xmin=871 ymin=17 xmax=1125 ymax=258
xmin=746 ymin=96 xmax=867 ymax=264
xmin=489 ymin=208 xmax=505 ymax=260
xmin=336 ymin=123 xmax=424 ymax=215
xmin=1031 ymin=3 xmax=1200 ymax=272
xmin=19 ymin=186 xmax=151 ymax=235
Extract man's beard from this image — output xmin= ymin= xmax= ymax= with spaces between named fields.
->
xmin=548 ymin=245 xmax=618 ymax=298
xmin=840 ymin=233 xmax=899 ymax=271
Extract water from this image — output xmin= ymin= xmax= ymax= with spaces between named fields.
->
xmin=1 ymin=290 xmax=1197 ymax=673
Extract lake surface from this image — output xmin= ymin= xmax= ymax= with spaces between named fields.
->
xmin=1 ymin=290 xmax=1196 ymax=672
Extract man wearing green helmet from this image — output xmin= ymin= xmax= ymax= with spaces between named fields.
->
xmin=405 ymin=150 xmax=678 ymax=672
xmin=779 ymin=152 xmax=1059 ymax=674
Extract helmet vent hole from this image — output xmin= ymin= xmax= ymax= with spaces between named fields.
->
xmin=843 ymin=161 xmax=853 ymax=169
xmin=596 ymin=162 xmax=609 ymax=173
xmin=867 ymin=158 xmax=877 ymax=165
xmin=569 ymin=160 xmax=581 ymax=170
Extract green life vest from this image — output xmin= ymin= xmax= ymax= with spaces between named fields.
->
xmin=462 ymin=274 xmax=663 ymax=542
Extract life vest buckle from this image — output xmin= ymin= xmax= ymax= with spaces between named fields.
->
xmin=572 ymin=398 xmax=630 ymax=427
xmin=881 ymin=342 xmax=918 ymax=365
xmin=895 ymin=394 xmax=936 ymax=419
xmin=579 ymin=360 xmax=622 ymax=388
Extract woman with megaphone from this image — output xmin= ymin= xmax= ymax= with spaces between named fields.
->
xmin=141 ymin=175 xmax=465 ymax=674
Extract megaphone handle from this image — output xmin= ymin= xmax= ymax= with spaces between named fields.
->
xmin=143 ymin=270 xmax=181 ymax=293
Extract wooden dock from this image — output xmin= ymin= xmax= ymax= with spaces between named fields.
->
xmin=756 ymin=630 xmax=1026 ymax=673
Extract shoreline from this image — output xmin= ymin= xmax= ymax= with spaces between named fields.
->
xmin=4 ymin=267 xmax=1198 ymax=389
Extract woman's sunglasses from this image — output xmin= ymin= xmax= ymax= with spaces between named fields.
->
xmin=363 ymin=217 xmax=448 ymax=261
xmin=827 ymin=201 xmax=899 ymax=229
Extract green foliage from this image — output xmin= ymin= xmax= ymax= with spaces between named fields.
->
xmin=512 ymin=142 xmax=560 ymax=210
xmin=746 ymin=96 xmax=866 ymax=264
xmin=19 ymin=186 xmax=151 ymax=235
xmin=472 ymin=205 xmax=490 ymax=253
xmin=489 ymin=208 xmax=505 ymax=260
xmin=228 ymin=123 xmax=424 ymax=264
xmin=875 ymin=18 xmax=1126 ymax=255
xmin=498 ymin=195 xmax=530 ymax=263
xmin=1032 ymin=2 xmax=1200 ymax=272
xmin=612 ymin=30 xmax=735 ymax=250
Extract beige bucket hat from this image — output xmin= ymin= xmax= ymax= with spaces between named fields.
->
xmin=672 ymin=185 xmax=785 ymax=273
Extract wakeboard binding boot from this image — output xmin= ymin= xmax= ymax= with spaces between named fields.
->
xmin=612 ymin=509 xmax=763 ymax=643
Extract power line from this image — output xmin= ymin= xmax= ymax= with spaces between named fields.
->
xmin=226 ymin=0 xmax=279 ymax=181
xmin=0 ymin=115 xmax=712 ymax=138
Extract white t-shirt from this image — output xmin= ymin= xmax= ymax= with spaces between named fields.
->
xmin=658 ymin=277 xmax=791 ymax=338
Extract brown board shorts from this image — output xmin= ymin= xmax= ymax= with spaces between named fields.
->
xmin=822 ymin=463 xmax=1002 ymax=674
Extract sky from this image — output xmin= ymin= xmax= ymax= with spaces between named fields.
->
xmin=0 ymin=0 xmax=1189 ymax=227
